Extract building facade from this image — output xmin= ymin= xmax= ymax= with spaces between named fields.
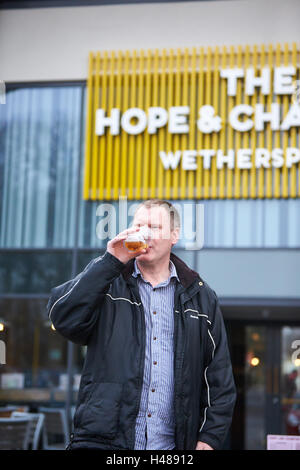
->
xmin=0 ymin=0 xmax=300 ymax=449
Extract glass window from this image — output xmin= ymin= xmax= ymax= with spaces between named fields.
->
xmin=281 ymin=326 xmax=300 ymax=436
xmin=202 ymin=200 xmax=300 ymax=249
xmin=77 ymin=199 xmax=205 ymax=250
xmin=287 ymin=200 xmax=300 ymax=247
xmin=0 ymin=251 xmax=73 ymax=294
xmin=264 ymin=200 xmax=280 ymax=247
xmin=77 ymin=198 xmax=300 ymax=250
xmin=76 ymin=249 xmax=105 ymax=273
xmin=0 ymin=86 xmax=83 ymax=248
xmin=0 ymin=298 xmax=68 ymax=405
xmin=244 ymin=326 xmax=267 ymax=449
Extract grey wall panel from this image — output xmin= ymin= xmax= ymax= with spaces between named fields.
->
xmin=195 ymin=249 xmax=300 ymax=299
xmin=1 ymin=0 xmax=300 ymax=81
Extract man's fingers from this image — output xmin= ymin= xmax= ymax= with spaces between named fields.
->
xmin=195 ymin=441 xmax=213 ymax=450
xmin=118 ymin=227 xmax=140 ymax=238
xmin=112 ymin=234 xmax=128 ymax=243
xmin=109 ymin=227 xmax=141 ymax=245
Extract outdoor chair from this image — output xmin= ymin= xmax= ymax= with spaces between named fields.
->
xmin=12 ymin=411 xmax=45 ymax=450
xmin=38 ymin=407 xmax=69 ymax=450
xmin=0 ymin=417 xmax=31 ymax=450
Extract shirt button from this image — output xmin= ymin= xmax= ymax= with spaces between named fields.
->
xmin=148 ymin=413 xmax=152 ymax=417
xmin=153 ymin=336 xmax=157 ymax=340
xmin=151 ymin=388 xmax=155 ymax=392
xmin=153 ymin=361 xmax=157 ymax=365
xmin=153 ymin=311 xmax=157 ymax=315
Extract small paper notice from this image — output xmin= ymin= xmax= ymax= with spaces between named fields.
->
xmin=267 ymin=435 xmax=300 ymax=450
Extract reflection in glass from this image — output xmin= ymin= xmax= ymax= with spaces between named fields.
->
xmin=0 ymin=251 xmax=73 ymax=294
xmin=0 ymin=298 xmax=68 ymax=405
xmin=244 ymin=326 xmax=266 ymax=450
xmin=281 ymin=327 xmax=300 ymax=436
xmin=0 ymin=87 xmax=82 ymax=248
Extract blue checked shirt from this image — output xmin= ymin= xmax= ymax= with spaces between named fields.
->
xmin=133 ymin=258 xmax=179 ymax=450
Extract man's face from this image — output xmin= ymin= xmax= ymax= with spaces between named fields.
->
xmin=132 ymin=205 xmax=179 ymax=264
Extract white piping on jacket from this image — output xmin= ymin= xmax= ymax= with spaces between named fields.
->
xmin=48 ymin=280 xmax=141 ymax=323
xmin=184 ymin=308 xmax=199 ymax=314
xmin=183 ymin=309 xmax=212 ymax=325
xmin=105 ymin=293 xmax=141 ymax=306
xmin=180 ymin=306 xmax=216 ymax=435
xmin=48 ymin=257 xmax=101 ymax=321
xmin=48 ymin=277 xmax=81 ymax=321
xmin=48 ymin=275 xmax=141 ymax=324
xmin=199 ymin=328 xmax=216 ymax=434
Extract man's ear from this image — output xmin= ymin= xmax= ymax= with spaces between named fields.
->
xmin=171 ymin=227 xmax=180 ymax=246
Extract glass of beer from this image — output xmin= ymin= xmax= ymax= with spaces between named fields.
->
xmin=124 ymin=227 xmax=149 ymax=253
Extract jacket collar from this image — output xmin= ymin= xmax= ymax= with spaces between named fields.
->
xmin=121 ymin=251 xmax=200 ymax=289
xmin=132 ymin=258 xmax=180 ymax=284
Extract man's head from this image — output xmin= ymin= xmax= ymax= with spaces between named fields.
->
xmin=132 ymin=199 xmax=180 ymax=264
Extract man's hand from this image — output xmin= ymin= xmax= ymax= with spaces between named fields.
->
xmin=195 ymin=441 xmax=213 ymax=450
xmin=107 ymin=227 xmax=147 ymax=264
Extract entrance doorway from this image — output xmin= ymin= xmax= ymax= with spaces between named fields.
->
xmin=226 ymin=321 xmax=300 ymax=450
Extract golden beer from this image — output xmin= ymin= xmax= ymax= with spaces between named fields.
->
xmin=124 ymin=226 xmax=150 ymax=252
xmin=124 ymin=240 xmax=148 ymax=252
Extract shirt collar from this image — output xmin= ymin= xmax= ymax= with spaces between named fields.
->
xmin=132 ymin=258 xmax=179 ymax=283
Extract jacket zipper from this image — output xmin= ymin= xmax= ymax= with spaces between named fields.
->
xmin=129 ymin=285 xmax=146 ymax=448
xmin=173 ymin=285 xmax=187 ymax=449
xmin=130 ymin=281 xmax=190 ymax=449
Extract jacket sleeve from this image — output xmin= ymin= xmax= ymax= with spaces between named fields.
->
xmin=46 ymin=251 xmax=125 ymax=345
xmin=197 ymin=290 xmax=237 ymax=450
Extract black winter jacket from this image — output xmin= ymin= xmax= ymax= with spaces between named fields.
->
xmin=47 ymin=250 xmax=236 ymax=450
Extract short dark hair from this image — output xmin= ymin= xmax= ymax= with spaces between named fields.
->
xmin=134 ymin=199 xmax=180 ymax=230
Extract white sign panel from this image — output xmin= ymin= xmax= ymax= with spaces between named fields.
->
xmin=0 ymin=373 xmax=24 ymax=389
xmin=267 ymin=434 xmax=300 ymax=450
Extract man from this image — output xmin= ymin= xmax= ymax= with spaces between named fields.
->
xmin=47 ymin=199 xmax=236 ymax=450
